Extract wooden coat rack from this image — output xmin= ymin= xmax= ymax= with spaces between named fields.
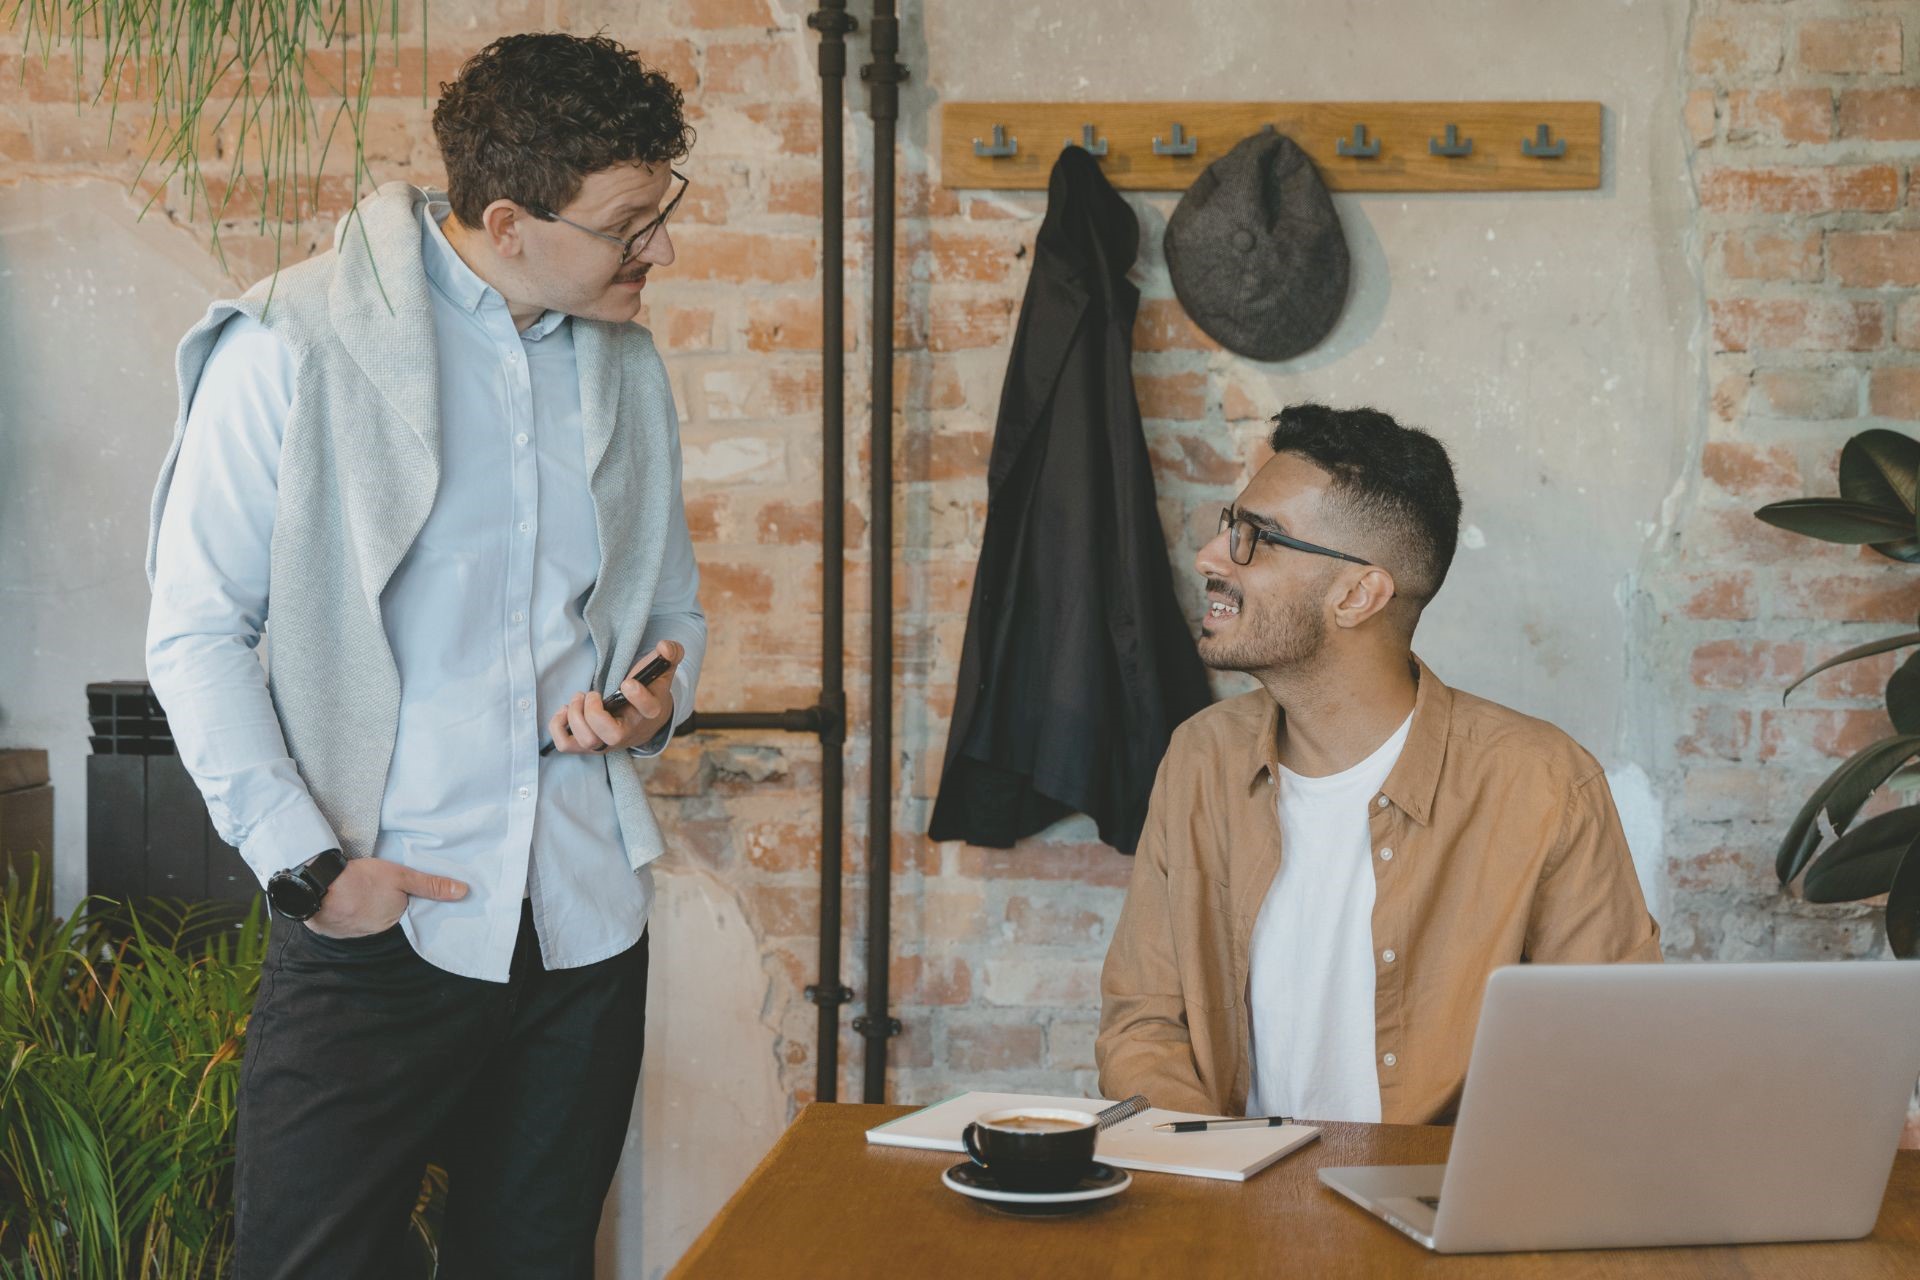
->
xmin=940 ymin=101 xmax=1603 ymax=192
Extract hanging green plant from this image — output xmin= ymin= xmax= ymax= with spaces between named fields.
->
xmin=3 ymin=0 xmax=429 ymax=267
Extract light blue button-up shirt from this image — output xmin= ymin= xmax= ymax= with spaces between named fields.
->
xmin=146 ymin=198 xmax=705 ymax=981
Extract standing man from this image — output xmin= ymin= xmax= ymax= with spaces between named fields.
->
xmin=146 ymin=34 xmax=704 ymax=1278
xmin=1097 ymin=404 xmax=1659 ymax=1126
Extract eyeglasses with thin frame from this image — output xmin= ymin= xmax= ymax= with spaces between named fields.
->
xmin=1218 ymin=507 xmax=1372 ymax=568
xmin=529 ymin=170 xmax=690 ymax=265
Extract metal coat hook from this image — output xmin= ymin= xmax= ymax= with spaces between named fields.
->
xmin=972 ymin=125 xmax=1018 ymax=158
xmin=1522 ymin=123 xmax=1567 ymax=158
xmin=1065 ymin=124 xmax=1109 ymax=156
xmin=1336 ymin=123 xmax=1381 ymax=158
xmin=1152 ymin=122 xmax=1198 ymax=156
xmin=1429 ymin=124 xmax=1474 ymax=157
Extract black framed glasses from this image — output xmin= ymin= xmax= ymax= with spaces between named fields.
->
xmin=530 ymin=170 xmax=690 ymax=265
xmin=1218 ymin=507 xmax=1372 ymax=568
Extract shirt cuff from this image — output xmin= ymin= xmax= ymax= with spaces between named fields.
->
xmin=629 ymin=664 xmax=695 ymax=759
xmin=238 ymin=801 xmax=341 ymax=889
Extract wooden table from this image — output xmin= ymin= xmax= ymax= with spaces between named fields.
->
xmin=671 ymin=1103 xmax=1920 ymax=1279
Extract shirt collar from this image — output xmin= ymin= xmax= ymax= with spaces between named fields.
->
xmin=419 ymin=192 xmax=568 ymax=340
xmin=1245 ymin=655 xmax=1452 ymax=827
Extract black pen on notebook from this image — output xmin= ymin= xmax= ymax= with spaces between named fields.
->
xmin=1153 ymin=1115 xmax=1294 ymax=1133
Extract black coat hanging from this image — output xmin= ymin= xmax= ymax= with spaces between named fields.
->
xmin=929 ymin=145 xmax=1212 ymax=856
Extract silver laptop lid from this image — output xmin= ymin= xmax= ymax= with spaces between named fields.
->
xmin=1434 ymin=962 xmax=1920 ymax=1253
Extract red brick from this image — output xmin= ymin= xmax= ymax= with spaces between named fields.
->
xmin=891 ymin=954 xmax=972 ymax=1007
xmin=302 ymin=47 xmax=469 ymax=101
xmin=1149 ymin=433 xmax=1244 ymax=485
xmin=0 ymin=110 xmax=31 ymax=161
xmin=700 ymin=559 xmax=777 ymax=610
xmin=199 ymin=174 xmax=360 ymax=225
xmin=645 ymin=305 xmax=716 ymax=352
xmin=946 ymin=1021 xmax=1044 ymax=1074
xmin=1685 ymin=89 xmax=1720 ymax=147
xmin=1133 ymin=298 xmax=1221 ymax=352
xmin=1778 ymin=570 xmax=1920 ymax=623
xmin=927 ymin=297 xmax=1017 ymax=351
xmin=745 ymin=295 xmax=825 ymax=352
xmin=1712 ymin=372 xmax=1749 ymax=424
xmin=1870 ymin=367 xmax=1920 ymax=420
xmin=672 ymin=0 xmax=783 ymax=29
xmin=1710 ymin=298 xmax=1884 ymax=352
xmin=1677 ymin=707 xmax=1753 ymax=760
xmin=1716 ymin=230 xmax=1823 ymax=282
xmin=1687 ymin=16 xmax=1785 ymax=75
xmin=1900 ymin=297 xmax=1920 ymax=351
xmin=1690 ymin=640 xmax=1807 ymax=692
xmin=766 ymin=169 xmax=822 ymax=217
xmin=706 ymin=42 xmax=807 ymax=98
xmin=744 ymin=816 xmax=819 ymax=872
xmin=929 ymin=229 xmax=1022 ymax=284
xmin=1830 ymin=231 xmax=1920 ymax=288
xmin=740 ymin=883 xmax=820 ymax=938
xmin=1796 ymin=18 xmax=1903 ymax=75
xmin=671 ymin=228 xmax=816 ymax=283
xmin=736 ymin=102 xmax=820 ymax=155
xmin=1750 ymin=368 xmax=1861 ymax=419
xmin=1005 ymin=895 xmax=1110 ymax=946
xmin=1223 ymin=381 xmax=1269 ymax=423
xmin=1697 ymin=165 xmax=1899 ymax=215
xmin=1837 ymin=89 xmax=1920 ymax=142
xmin=1725 ymin=89 xmax=1832 ymax=145
xmin=1137 ymin=371 xmax=1208 ymax=421
xmin=1809 ymin=648 xmax=1899 ymax=701
xmin=950 ymin=840 xmax=1135 ymax=887
xmin=1679 ymin=571 xmax=1757 ymax=621
xmin=1702 ymin=441 xmax=1802 ymax=498
xmin=1759 ymin=709 xmax=1893 ymax=761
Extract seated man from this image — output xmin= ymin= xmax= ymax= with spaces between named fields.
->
xmin=1096 ymin=403 xmax=1659 ymax=1125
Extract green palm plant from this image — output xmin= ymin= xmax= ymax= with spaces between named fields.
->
xmin=1755 ymin=428 xmax=1920 ymax=958
xmin=3 ymin=0 xmax=428 ymax=264
xmin=0 ymin=862 xmax=444 ymax=1277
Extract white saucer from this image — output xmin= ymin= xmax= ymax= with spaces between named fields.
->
xmin=942 ymin=1160 xmax=1131 ymax=1214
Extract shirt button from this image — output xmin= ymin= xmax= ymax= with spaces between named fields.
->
xmin=518 ymin=786 xmax=531 ymax=800
xmin=516 ymin=433 xmax=529 ymax=446
xmin=512 ymin=611 xmax=525 ymax=623
xmin=519 ymin=521 xmax=531 ymax=533
xmin=1380 ymin=847 xmax=1394 ymax=862
xmin=518 ymin=697 xmax=531 ymax=710
xmin=1383 ymin=1053 xmax=1398 ymax=1068
xmin=1377 ymin=795 xmax=1389 ymax=808
xmin=1382 ymin=949 xmax=1397 ymax=963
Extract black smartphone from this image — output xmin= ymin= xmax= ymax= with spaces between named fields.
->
xmin=537 ymin=652 xmax=675 ymax=756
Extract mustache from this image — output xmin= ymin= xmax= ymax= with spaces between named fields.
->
xmin=615 ymin=265 xmax=650 ymax=284
xmin=1204 ymin=577 xmax=1242 ymax=605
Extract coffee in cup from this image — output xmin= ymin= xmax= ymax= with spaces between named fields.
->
xmin=961 ymin=1108 xmax=1098 ymax=1192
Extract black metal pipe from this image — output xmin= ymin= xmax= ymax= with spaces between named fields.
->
xmin=680 ymin=708 xmax=828 ymax=735
xmin=856 ymin=0 xmax=906 ymax=1103
xmin=805 ymin=0 xmax=855 ymax=1103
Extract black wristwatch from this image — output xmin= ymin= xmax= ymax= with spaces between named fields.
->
xmin=267 ymin=849 xmax=348 ymax=921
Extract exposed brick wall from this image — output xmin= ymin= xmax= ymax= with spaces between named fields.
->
xmin=1659 ymin=0 xmax=1919 ymax=971
xmin=8 ymin=0 xmax=1917 ymax=1131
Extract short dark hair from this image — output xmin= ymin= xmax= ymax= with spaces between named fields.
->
xmin=1267 ymin=404 xmax=1462 ymax=606
xmin=432 ymin=33 xmax=694 ymax=230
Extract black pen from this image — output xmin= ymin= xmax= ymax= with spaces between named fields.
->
xmin=538 ymin=653 xmax=674 ymax=756
xmin=1152 ymin=1115 xmax=1294 ymax=1133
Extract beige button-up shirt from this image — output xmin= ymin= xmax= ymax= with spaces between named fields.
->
xmin=1096 ymin=659 xmax=1662 ymax=1124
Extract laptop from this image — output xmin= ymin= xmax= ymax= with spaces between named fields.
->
xmin=1319 ymin=961 xmax=1920 ymax=1253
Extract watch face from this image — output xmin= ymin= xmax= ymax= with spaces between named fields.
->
xmin=268 ymin=873 xmax=320 ymax=920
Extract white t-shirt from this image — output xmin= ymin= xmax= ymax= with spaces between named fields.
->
xmin=1245 ymin=713 xmax=1413 ymax=1123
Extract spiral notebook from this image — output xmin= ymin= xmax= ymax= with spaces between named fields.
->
xmin=865 ymin=1091 xmax=1320 ymax=1182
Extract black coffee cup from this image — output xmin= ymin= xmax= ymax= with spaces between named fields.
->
xmin=961 ymin=1108 xmax=1098 ymax=1192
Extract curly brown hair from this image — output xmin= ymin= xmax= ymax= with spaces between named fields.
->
xmin=431 ymin=33 xmax=695 ymax=229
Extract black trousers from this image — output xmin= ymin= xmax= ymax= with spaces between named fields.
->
xmin=234 ymin=903 xmax=649 ymax=1280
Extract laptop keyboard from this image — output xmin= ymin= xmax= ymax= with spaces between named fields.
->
xmin=1416 ymin=1196 xmax=1441 ymax=1211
